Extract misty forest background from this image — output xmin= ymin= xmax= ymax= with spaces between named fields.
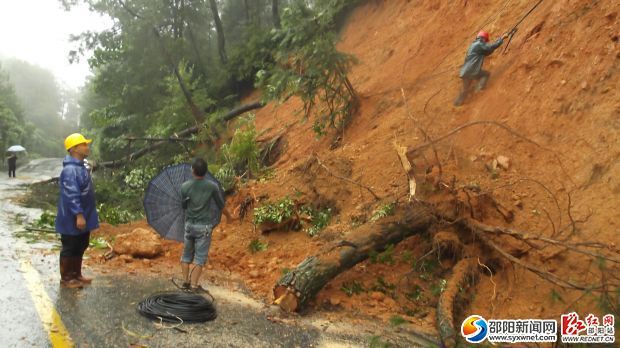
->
xmin=2 ymin=0 xmax=359 ymax=223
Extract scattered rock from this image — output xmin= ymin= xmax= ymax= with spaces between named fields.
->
xmin=119 ymin=254 xmax=133 ymax=263
xmin=383 ymin=297 xmax=397 ymax=307
xmin=580 ymin=81 xmax=589 ymax=90
xmin=370 ymin=291 xmax=385 ymax=301
xmin=249 ymin=270 xmax=260 ymax=278
xmin=496 ymin=155 xmax=511 ymax=170
xmin=514 ymin=200 xmax=524 ymax=209
xmin=113 ymin=228 xmax=163 ymax=258
xmin=329 ymin=297 xmax=341 ymax=306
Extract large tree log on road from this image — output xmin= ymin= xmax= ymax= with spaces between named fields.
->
xmin=273 ymin=202 xmax=435 ymax=312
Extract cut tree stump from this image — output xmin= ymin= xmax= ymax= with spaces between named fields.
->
xmin=273 ymin=202 xmax=434 ymax=312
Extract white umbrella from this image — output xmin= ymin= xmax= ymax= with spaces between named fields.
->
xmin=7 ymin=145 xmax=26 ymax=152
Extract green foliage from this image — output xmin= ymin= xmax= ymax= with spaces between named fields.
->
xmin=401 ymin=250 xmax=414 ymax=263
xmin=248 ymin=239 xmax=268 ymax=253
xmin=303 ymin=207 xmax=332 ymax=237
xmin=0 ymin=63 xmax=28 ymax=154
xmin=372 ymin=276 xmax=397 ymax=298
xmin=431 ymin=279 xmax=448 ymax=296
xmin=95 ymin=169 xmax=146 ymax=225
xmin=1 ymin=59 xmax=72 ymax=157
xmin=213 ymin=163 xmax=237 ymax=192
xmin=253 ymin=197 xmax=296 ymax=225
xmin=227 ymin=27 xmax=276 ymax=87
xmin=97 ymin=203 xmax=139 ymax=226
xmin=369 ymin=244 xmax=396 ymax=265
xmin=341 ymin=280 xmax=365 ymax=297
xmin=405 ymin=285 xmax=424 ymax=302
xmin=89 ymin=236 xmax=109 ymax=250
xmin=123 ymin=167 xmax=158 ymax=191
xmin=370 ymin=202 xmax=396 ymax=222
xmin=33 ymin=211 xmax=56 ymax=229
xmin=257 ymin=1 xmax=358 ymax=137
xmin=221 ymin=115 xmax=262 ymax=177
xmin=281 ymin=267 xmax=291 ymax=276
xmin=389 ymin=315 xmax=407 ymax=327
xmin=254 ymin=196 xmax=333 ymax=236
xmin=414 ymin=258 xmax=439 ymax=275
xmin=368 ymin=335 xmax=392 ymax=348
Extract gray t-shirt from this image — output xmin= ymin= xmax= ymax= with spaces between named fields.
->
xmin=181 ymin=178 xmax=225 ymax=225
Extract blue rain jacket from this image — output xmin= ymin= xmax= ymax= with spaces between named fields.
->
xmin=55 ymin=155 xmax=99 ymax=235
xmin=459 ymin=37 xmax=504 ymax=79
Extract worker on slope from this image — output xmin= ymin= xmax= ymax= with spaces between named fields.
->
xmin=454 ymin=30 xmax=509 ymax=106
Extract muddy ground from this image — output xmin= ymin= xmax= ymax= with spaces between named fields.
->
xmin=19 ymin=0 xmax=620 ymax=345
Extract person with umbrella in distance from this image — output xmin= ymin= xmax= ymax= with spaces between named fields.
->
xmin=6 ymin=152 xmax=17 ymax=178
xmin=55 ymin=133 xmax=100 ymax=289
xmin=180 ymin=158 xmax=231 ymax=292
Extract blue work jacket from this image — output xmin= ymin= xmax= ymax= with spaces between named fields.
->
xmin=55 ymin=155 xmax=99 ymax=235
xmin=459 ymin=37 xmax=504 ymax=79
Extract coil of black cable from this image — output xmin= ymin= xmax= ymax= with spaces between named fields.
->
xmin=137 ymin=293 xmax=217 ymax=323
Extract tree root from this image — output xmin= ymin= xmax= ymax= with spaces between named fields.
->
xmin=433 ymin=230 xmax=463 ymax=260
xmin=460 ymin=218 xmax=610 ymax=291
xmin=436 ymin=258 xmax=478 ymax=348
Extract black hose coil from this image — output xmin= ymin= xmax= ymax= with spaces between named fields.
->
xmin=137 ymin=292 xmax=217 ymax=323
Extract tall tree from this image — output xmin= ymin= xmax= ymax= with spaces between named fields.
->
xmin=272 ymin=0 xmax=281 ymax=28
xmin=208 ymin=0 xmax=228 ymax=65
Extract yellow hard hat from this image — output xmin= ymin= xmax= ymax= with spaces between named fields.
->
xmin=64 ymin=133 xmax=92 ymax=151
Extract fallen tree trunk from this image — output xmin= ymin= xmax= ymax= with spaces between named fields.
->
xmin=273 ymin=202 xmax=434 ymax=312
xmin=95 ymin=102 xmax=264 ymax=169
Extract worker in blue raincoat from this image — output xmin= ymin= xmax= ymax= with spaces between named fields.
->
xmin=454 ymin=30 xmax=508 ymax=106
xmin=55 ymin=133 xmax=100 ymax=288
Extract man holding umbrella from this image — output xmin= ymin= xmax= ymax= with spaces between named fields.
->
xmin=180 ymin=158 xmax=231 ymax=292
xmin=55 ymin=133 xmax=100 ymax=288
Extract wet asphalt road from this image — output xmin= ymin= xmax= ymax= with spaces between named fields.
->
xmin=0 ymin=159 xmax=436 ymax=348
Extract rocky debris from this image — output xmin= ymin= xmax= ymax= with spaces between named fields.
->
xmin=496 ymin=155 xmax=511 ymax=170
xmin=329 ymin=297 xmax=341 ymax=306
xmin=370 ymin=291 xmax=385 ymax=301
xmin=113 ymin=228 xmax=163 ymax=258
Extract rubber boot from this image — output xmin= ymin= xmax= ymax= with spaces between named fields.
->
xmin=60 ymin=257 xmax=83 ymax=289
xmin=74 ymin=256 xmax=92 ymax=284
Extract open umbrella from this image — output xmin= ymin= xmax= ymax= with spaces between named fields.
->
xmin=143 ymin=163 xmax=224 ymax=242
xmin=7 ymin=145 xmax=26 ymax=152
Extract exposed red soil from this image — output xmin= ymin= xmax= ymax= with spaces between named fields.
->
xmin=88 ymin=0 xmax=620 ymax=339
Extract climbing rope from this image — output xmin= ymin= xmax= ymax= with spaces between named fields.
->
xmin=137 ymin=292 xmax=217 ymax=323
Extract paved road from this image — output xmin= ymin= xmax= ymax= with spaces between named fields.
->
xmin=0 ymin=159 xmax=435 ymax=347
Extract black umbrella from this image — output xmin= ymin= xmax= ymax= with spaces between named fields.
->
xmin=143 ymin=163 xmax=224 ymax=242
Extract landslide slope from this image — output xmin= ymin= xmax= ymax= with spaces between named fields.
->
xmin=241 ymin=0 xmax=619 ymax=328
